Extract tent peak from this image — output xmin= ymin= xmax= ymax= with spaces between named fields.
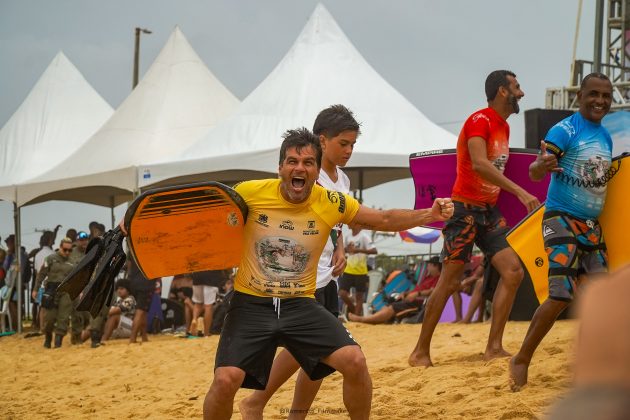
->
xmin=302 ymin=2 xmax=346 ymax=40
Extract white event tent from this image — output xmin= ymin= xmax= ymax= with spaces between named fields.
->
xmin=0 ymin=52 xmax=113 ymax=203
xmin=139 ymin=4 xmax=456 ymax=195
xmin=16 ymin=26 xmax=240 ymax=208
xmin=0 ymin=51 xmax=113 ymax=333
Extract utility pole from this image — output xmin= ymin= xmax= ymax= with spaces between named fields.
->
xmin=133 ymin=27 xmax=152 ymax=89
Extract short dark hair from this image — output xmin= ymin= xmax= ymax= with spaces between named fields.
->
xmin=115 ymin=279 xmax=131 ymax=293
xmin=40 ymin=230 xmax=54 ymax=247
xmin=485 ymin=70 xmax=516 ymax=101
xmin=312 ymin=104 xmax=361 ymax=138
xmin=278 ymin=127 xmax=322 ymax=168
xmin=580 ymin=72 xmax=611 ymax=89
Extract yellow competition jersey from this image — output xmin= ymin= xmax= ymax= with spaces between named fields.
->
xmin=234 ymin=179 xmax=360 ymax=298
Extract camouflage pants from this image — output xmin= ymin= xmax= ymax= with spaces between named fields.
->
xmin=44 ymin=291 xmax=72 ymax=336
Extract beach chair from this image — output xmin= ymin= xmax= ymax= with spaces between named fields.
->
xmin=365 ymin=270 xmax=384 ymax=308
xmin=370 ymin=270 xmax=414 ymax=312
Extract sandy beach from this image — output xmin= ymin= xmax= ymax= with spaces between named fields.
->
xmin=0 ymin=320 xmax=576 ymax=419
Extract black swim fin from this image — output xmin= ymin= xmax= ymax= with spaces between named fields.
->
xmin=57 ymin=237 xmax=105 ymax=300
xmin=87 ymin=249 xmax=126 ymax=317
xmin=75 ymin=227 xmax=126 ymax=317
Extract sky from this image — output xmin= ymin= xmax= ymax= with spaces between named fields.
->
xmin=0 ymin=0 xmax=598 ymax=252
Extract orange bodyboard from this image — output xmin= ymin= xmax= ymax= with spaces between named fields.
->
xmin=124 ymin=182 xmax=247 ymax=279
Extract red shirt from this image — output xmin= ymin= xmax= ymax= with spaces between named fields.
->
xmin=412 ymin=274 xmax=440 ymax=293
xmin=451 ymin=107 xmax=510 ymax=206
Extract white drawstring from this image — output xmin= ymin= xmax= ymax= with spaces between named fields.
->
xmin=273 ymin=297 xmax=281 ymax=319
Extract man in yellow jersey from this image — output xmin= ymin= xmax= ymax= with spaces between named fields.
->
xmin=240 ymin=104 xmax=362 ymax=419
xmin=203 ymin=128 xmax=454 ymax=420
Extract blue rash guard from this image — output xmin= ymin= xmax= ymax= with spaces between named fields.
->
xmin=543 ymin=112 xmax=613 ymax=220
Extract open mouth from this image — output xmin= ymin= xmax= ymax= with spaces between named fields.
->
xmin=292 ymin=177 xmax=305 ymax=189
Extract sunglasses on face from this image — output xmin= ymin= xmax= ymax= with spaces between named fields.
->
xmin=61 ymin=247 xmax=72 ymax=253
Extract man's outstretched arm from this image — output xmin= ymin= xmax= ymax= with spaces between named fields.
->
xmin=350 ymin=198 xmax=454 ymax=232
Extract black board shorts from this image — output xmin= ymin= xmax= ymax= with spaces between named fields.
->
xmin=214 ymin=291 xmax=358 ymax=390
xmin=314 ymin=280 xmax=340 ymax=317
xmin=338 ymin=273 xmax=369 ymax=293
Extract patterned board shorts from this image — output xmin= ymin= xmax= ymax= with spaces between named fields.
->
xmin=441 ymin=201 xmax=510 ymax=264
xmin=542 ymin=211 xmax=608 ymax=301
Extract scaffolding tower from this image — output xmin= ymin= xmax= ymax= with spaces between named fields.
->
xmin=546 ymin=0 xmax=630 ymax=110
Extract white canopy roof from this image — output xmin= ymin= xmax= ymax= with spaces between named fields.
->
xmin=139 ymin=4 xmax=456 ymax=190
xmin=0 ymin=52 xmax=113 ymax=203
xmin=16 ymin=26 xmax=239 ymax=207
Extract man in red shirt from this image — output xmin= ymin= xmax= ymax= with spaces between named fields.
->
xmin=408 ymin=70 xmax=540 ymax=367
xmin=348 ymin=256 xmax=441 ymax=325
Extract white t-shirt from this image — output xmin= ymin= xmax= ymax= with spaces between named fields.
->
xmin=316 ymin=167 xmax=351 ymax=289
xmin=34 ymin=246 xmax=55 ymax=273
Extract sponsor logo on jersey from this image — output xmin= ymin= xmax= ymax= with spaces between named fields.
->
xmin=326 ymin=190 xmax=346 ymax=213
xmin=256 ymin=213 xmax=269 ymax=227
xmin=303 ymin=220 xmax=320 ymax=236
xmin=558 ymin=120 xmax=576 ymax=137
xmin=279 ymin=220 xmax=295 ymax=230
xmin=472 ymin=112 xmax=490 ymax=123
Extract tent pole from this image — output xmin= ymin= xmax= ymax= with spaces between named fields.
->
xmin=13 ymin=202 xmax=23 ymax=334
xmin=358 ymin=169 xmax=364 ymax=204
xmin=110 ymin=196 xmax=116 ymax=229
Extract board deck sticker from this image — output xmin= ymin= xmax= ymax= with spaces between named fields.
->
xmin=409 ymin=148 xmax=550 ymax=229
xmin=124 ymin=182 xmax=248 ymax=279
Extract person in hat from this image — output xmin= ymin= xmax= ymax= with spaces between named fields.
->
xmin=33 ymin=237 xmax=75 ymax=348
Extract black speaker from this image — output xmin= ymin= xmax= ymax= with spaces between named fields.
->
xmin=524 ymin=108 xmax=573 ymax=149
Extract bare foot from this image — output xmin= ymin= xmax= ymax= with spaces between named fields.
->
xmin=347 ymin=313 xmax=361 ymax=322
xmin=509 ymin=356 xmax=528 ymax=392
xmin=408 ymin=351 xmax=433 ymax=367
xmin=238 ymin=396 xmax=264 ymax=420
xmin=483 ymin=347 xmax=511 ymax=361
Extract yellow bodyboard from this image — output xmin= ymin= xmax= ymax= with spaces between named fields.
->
xmin=599 ymin=154 xmax=630 ymax=271
xmin=506 ymin=205 xmax=549 ymax=303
